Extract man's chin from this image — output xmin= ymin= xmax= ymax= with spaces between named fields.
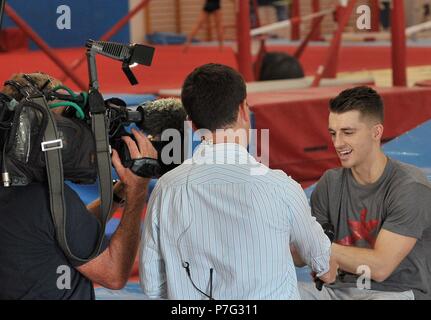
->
xmin=339 ymin=158 xmax=354 ymax=169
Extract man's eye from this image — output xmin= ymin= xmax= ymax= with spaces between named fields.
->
xmin=344 ymin=132 xmax=353 ymax=135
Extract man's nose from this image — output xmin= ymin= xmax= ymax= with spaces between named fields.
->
xmin=333 ymin=133 xmax=344 ymax=149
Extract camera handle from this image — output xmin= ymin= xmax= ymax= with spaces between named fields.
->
xmin=129 ymin=158 xmax=161 ymax=178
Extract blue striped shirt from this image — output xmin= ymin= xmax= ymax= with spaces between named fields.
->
xmin=139 ymin=143 xmax=330 ymax=299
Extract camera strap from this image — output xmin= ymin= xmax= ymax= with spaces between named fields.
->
xmin=88 ymin=88 xmax=113 ymax=255
xmin=33 ymin=94 xmax=112 ymax=264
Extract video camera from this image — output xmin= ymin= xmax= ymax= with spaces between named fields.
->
xmin=0 ymin=40 xmax=187 ymax=187
xmin=0 ymin=39 xmax=186 ymax=264
xmin=105 ymin=97 xmax=187 ymax=178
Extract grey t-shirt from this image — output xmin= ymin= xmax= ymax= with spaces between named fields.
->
xmin=310 ymin=158 xmax=431 ymax=300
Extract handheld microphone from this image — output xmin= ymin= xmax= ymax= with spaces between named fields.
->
xmin=315 ymin=223 xmax=335 ymax=291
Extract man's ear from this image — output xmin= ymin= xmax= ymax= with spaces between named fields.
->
xmin=373 ymin=123 xmax=384 ymax=141
xmin=238 ymin=100 xmax=250 ymax=124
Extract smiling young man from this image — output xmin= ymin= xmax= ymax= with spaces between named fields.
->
xmin=298 ymin=86 xmax=431 ymax=300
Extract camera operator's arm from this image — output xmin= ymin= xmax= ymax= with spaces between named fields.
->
xmin=76 ymin=129 xmax=157 ymax=289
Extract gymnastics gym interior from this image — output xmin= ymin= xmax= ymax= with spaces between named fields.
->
xmin=1 ymin=0 xmax=431 ymax=299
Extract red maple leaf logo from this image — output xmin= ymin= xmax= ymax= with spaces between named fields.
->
xmin=337 ymin=209 xmax=380 ymax=248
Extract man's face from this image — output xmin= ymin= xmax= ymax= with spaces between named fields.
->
xmin=328 ymin=110 xmax=381 ymax=169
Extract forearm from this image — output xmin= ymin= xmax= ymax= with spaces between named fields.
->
xmin=78 ymin=190 xmax=147 ymax=289
xmin=332 ymin=243 xmax=387 ymax=281
xmin=106 ymin=183 xmax=148 ymax=282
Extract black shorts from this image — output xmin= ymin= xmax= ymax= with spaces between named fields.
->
xmin=204 ymin=0 xmax=220 ymax=13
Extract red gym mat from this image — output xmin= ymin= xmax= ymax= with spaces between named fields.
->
xmin=2 ymin=45 xmax=431 ymax=94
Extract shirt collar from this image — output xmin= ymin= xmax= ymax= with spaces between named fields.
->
xmin=192 ymin=142 xmax=255 ymax=165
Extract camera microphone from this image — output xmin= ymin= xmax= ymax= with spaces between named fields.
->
xmin=86 ymin=40 xmax=154 ymax=66
xmin=108 ymin=98 xmax=187 ymax=178
xmin=138 ymin=98 xmax=187 ymax=138
xmin=315 ymin=223 xmax=335 ymax=291
xmin=86 ymin=40 xmax=155 ymax=85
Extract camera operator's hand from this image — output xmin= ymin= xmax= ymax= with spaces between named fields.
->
xmin=112 ymin=128 xmax=157 ymax=195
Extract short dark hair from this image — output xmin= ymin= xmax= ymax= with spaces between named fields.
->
xmin=1 ymin=72 xmax=62 ymax=101
xmin=181 ymin=63 xmax=247 ymax=131
xmin=329 ymin=86 xmax=384 ymax=123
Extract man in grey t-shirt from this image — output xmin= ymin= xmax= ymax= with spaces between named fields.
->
xmin=296 ymin=86 xmax=431 ymax=300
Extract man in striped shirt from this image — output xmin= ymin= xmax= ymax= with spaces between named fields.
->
xmin=139 ymin=63 xmax=334 ymax=299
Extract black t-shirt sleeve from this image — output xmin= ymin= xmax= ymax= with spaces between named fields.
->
xmin=310 ymin=171 xmax=331 ymax=225
xmin=64 ymin=185 xmax=109 ymax=267
xmin=383 ymin=182 xmax=431 ymax=239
